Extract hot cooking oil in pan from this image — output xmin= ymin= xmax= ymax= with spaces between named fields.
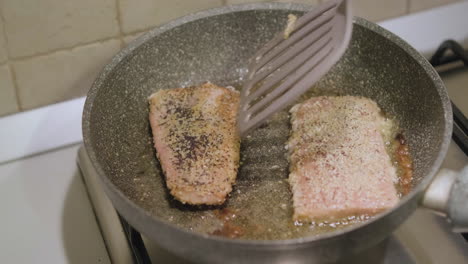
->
xmin=145 ymin=86 xmax=413 ymax=240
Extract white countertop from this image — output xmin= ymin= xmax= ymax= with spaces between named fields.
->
xmin=0 ymin=2 xmax=467 ymax=263
xmin=379 ymin=1 xmax=468 ymax=58
xmin=0 ymin=144 xmax=110 ymax=263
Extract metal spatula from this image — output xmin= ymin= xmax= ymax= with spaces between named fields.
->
xmin=238 ymin=0 xmax=352 ymax=136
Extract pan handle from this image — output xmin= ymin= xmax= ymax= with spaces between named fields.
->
xmin=422 ymin=166 xmax=468 ymax=232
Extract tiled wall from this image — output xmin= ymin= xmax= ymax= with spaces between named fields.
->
xmin=0 ymin=0 xmax=462 ymax=116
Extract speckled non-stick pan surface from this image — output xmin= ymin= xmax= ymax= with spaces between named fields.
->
xmin=82 ymin=3 xmax=451 ymax=263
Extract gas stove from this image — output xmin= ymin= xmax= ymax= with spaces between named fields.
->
xmin=0 ymin=3 xmax=467 ymax=264
xmin=76 ymin=38 xmax=468 ymax=264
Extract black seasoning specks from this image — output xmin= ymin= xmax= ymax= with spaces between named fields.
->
xmin=148 ymin=83 xmax=241 ymax=205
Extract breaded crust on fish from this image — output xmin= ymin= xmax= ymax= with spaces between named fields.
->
xmin=148 ymin=82 xmax=240 ymax=205
xmin=288 ymin=96 xmax=399 ymax=221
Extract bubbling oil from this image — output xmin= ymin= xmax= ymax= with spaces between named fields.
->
xmin=157 ymin=87 xmax=413 ymax=240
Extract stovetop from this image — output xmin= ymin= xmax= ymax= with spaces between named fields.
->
xmin=78 ymin=144 xmax=468 ymax=264
xmin=79 ymin=140 xmax=468 ymax=264
xmin=76 ymin=40 xmax=468 ymax=263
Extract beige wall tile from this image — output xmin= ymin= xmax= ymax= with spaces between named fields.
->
xmin=0 ymin=65 xmax=19 ymax=116
xmin=228 ymin=0 xmax=401 ymax=21
xmin=0 ymin=20 xmax=8 ymax=64
xmin=14 ymin=39 xmax=121 ymax=110
xmin=119 ymin=0 xmax=223 ymax=34
xmin=409 ymin=0 xmax=461 ymax=12
xmin=226 ymin=0 xmax=268 ymax=3
xmin=226 ymin=0 xmax=318 ymax=4
xmin=1 ymin=0 xmax=119 ymax=58
xmin=275 ymin=0 xmax=319 ymax=4
xmin=351 ymin=0 xmax=407 ymax=22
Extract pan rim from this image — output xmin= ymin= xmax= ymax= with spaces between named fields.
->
xmin=82 ymin=3 xmax=453 ymax=246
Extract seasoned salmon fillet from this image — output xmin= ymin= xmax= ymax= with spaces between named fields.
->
xmin=288 ymin=96 xmax=399 ymax=221
xmin=148 ymin=82 xmax=240 ymax=205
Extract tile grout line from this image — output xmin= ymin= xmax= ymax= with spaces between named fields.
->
xmin=0 ymin=6 xmax=21 ymax=111
xmin=123 ymin=28 xmax=151 ymax=37
xmin=116 ymin=19 xmax=181 ymax=40
xmin=114 ymin=0 xmax=126 ymax=49
xmin=405 ymin=0 xmax=411 ymax=14
xmin=121 ymin=0 xmax=230 ymax=38
xmin=0 ymin=5 xmax=11 ymax=61
xmin=7 ymin=63 xmax=22 ymax=111
xmin=0 ymin=5 xmax=119 ymax=63
xmin=10 ymin=36 xmax=121 ymax=63
xmin=113 ymin=0 xmax=233 ymax=42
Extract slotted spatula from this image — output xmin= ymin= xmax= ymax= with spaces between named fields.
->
xmin=238 ymin=0 xmax=352 ymax=136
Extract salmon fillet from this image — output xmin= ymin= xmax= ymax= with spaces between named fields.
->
xmin=148 ymin=82 xmax=240 ymax=205
xmin=288 ymin=96 xmax=399 ymax=221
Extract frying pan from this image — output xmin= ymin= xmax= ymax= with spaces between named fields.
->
xmin=82 ymin=3 xmax=468 ymax=263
